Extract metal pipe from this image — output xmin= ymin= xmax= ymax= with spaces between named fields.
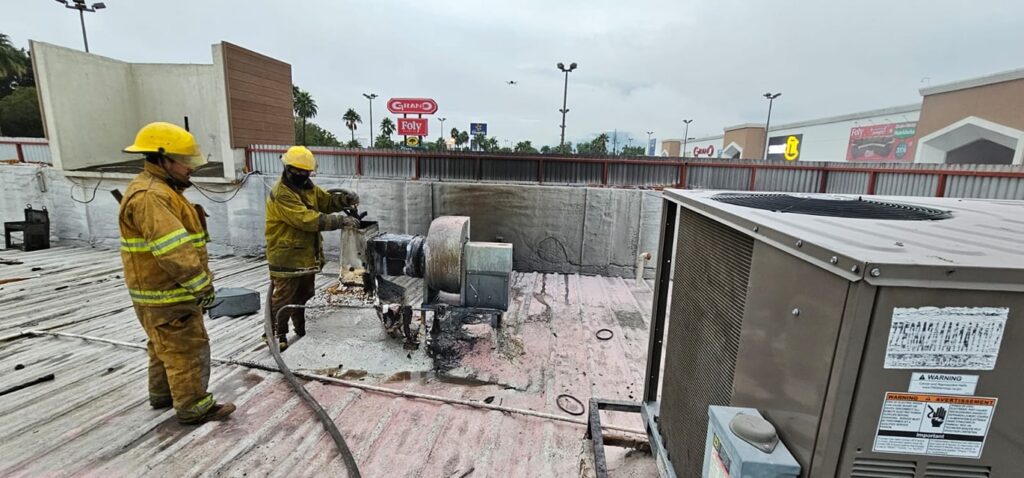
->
xmin=78 ymin=8 xmax=89 ymax=52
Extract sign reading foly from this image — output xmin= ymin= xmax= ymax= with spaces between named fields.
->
xmin=767 ymin=134 xmax=802 ymax=161
xmin=397 ymin=118 xmax=428 ymax=136
xmin=847 ymin=122 xmax=917 ymax=161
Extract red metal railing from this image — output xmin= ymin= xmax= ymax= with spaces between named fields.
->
xmin=245 ymin=145 xmax=1024 ymax=198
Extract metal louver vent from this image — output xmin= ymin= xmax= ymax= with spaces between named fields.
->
xmin=711 ymin=193 xmax=953 ymax=220
xmin=659 ymin=209 xmax=753 ymax=478
xmin=924 ymin=462 xmax=992 ymax=478
xmin=850 ymin=457 xmax=917 ymax=477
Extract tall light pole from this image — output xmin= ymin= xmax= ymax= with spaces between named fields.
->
xmin=557 ymin=62 xmax=577 ymax=147
xmin=682 ymin=119 xmax=693 ymax=158
xmin=763 ymin=92 xmax=781 ymax=159
xmin=363 ymin=93 xmax=378 ymax=147
xmin=438 ymin=117 xmax=446 ymax=139
xmin=56 ymin=0 xmax=106 ymax=53
xmin=646 ymin=131 xmax=654 ymax=156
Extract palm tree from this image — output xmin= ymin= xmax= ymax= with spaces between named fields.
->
xmin=292 ymin=86 xmax=318 ymax=145
xmin=592 ymin=133 xmax=610 ymax=155
xmin=342 ymin=108 xmax=362 ymax=143
xmin=457 ymin=131 xmax=469 ymax=150
xmin=0 ymin=34 xmax=27 ymax=79
xmin=380 ymin=118 xmax=396 ymax=138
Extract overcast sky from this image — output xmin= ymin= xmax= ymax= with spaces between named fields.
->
xmin=5 ymin=0 xmax=1023 ymax=146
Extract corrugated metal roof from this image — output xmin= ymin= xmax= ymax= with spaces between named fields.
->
xmin=0 ymin=245 xmax=656 ymax=477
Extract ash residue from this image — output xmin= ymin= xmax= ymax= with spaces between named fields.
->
xmin=427 ymin=308 xmax=481 ymax=373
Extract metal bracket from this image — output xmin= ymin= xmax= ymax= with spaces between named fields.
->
xmin=586 ymin=398 xmax=643 ymax=478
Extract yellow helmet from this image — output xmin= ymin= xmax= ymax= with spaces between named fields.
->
xmin=281 ymin=145 xmax=316 ymax=171
xmin=124 ymin=122 xmax=207 ymax=169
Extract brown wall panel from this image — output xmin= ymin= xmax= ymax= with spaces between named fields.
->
xmin=723 ymin=127 xmax=766 ymax=159
xmin=223 ymin=42 xmax=293 ymax=147
xmin=918 ymin=78 xmax=1024 ymax=138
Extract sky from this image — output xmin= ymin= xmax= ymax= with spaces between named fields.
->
xmin=4 ymin=0 xmax=1024 ymax=147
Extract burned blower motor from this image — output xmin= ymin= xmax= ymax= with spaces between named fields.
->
xmin=340 ymin=216 xmax=513 ymax=329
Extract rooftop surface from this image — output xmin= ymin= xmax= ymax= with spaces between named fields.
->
xmin=0 ymin=245 xmax=657 ymax=477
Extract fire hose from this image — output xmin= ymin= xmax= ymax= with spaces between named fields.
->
xmin=264 ymin=281 xmax=362 ymax=478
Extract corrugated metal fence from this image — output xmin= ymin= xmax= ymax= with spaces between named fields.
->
xmin=0 ymin=138 xmax=52 ymax=164
xmin=247 ymin=145 xmax=1024 ymax=200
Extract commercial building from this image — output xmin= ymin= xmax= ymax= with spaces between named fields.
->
xmin=663 ymin=68 xmax=1024 ymax=165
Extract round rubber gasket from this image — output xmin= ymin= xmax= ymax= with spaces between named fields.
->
xmin=556 ymin=394 xmax=585 ymax=416
xmin=596 ymin=329 xmax=614 ymax=341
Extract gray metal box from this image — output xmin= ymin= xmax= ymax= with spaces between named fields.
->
xmin=461 ymin=242 xmax=512 ymax=310
xmin=704 ymin=406 xmax=800 ymax=478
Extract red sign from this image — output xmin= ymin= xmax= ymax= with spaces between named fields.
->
xmin=397 ymin=118 xmax=429 ymax=136
xmin=847 ymin=122 xmax=917 ymax=162
xmin=693 ymin=145 xmax=716 ymax=158
xmin=387 ymin=98 xmax=438 ymax=115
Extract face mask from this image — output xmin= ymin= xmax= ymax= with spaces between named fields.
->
xmin=283 ymin=167 xmax=313 ymax=190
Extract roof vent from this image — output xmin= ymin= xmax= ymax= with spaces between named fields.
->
xmin=711 ymin=193 xmax=952 ymax=220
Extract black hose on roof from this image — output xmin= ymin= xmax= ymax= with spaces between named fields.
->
xmin=264 ymin=281 xmax=362 ymax=477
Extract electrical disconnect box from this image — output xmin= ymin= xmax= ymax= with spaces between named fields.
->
xmin=704 ymin=406 xmax=800 ymax=478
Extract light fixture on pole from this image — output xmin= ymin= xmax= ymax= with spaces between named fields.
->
xmin=438 ymin=117 xmax=446 ymax=145
xmin=763 ymin=92 xmax=782 ymax=159
xmin=363 ymin=93 xmax=378 ymax=146
xmin=646 ymin=131 xmax=654 ymax=156
xmin=682 ymin=120 xmax=693 ymax=158
xmin=55 ymin=0 xmax=106 ymax=53
xmin=557 ymin=62 xmax=578 ymax=147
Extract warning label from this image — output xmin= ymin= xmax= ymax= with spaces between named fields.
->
xmin=909 ymin=373 xmax=979 ymax=396
xmin=884 ymin=306 xmax=1008 ymax=370
xmin=873 ymin=392 xmax=996 ymax=459
xmin=708 ymin=433 xmax=732 ymax=478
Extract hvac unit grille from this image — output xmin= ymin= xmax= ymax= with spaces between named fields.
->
xmin=924 ymin=463 xmax=992 ymax=478
xmin=659 ymin=208 xmax=753 ymax=478
xmin=850 ymin=457 xmax=917 ymax=477
xmin=711 ymin=193 xmax=953 ymax=220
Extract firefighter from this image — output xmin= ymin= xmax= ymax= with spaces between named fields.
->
xmin=118 ymin=122 xmax=235 ymax=425
xmin=265 ymin=146 xmax=359 ymax=350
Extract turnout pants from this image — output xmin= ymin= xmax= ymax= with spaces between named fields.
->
xmin=269 ymin=274 xmax=316 ymax=340
xmin=134 ymin=303 xmax=215 ymax=423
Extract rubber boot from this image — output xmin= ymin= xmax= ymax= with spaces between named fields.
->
xmin=181 ymin=402 xmax=236 ymax=425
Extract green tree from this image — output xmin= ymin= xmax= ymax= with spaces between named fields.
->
xmin=457 ymin=130 xmax=469 ymax=150
xmin=346 ymin=139 xmax=362 ymax=148
xmin=0 ymin=34 xmax=26 ymax=80
xmin=0 ymin=86 xmax=43 ymax=137
xmin=540 ymin=145 xmax=551 ymax=154
xmin=514 ymin=140 xmax=538 ymax=154
xmin=434 ymin=137 xmax=446 ymax=150
xmin=342 ymin=108 xmax=362 ymax=143
xmin=293 ymin=118 xmax=341 ymax=147
xmin=590 ymin=133 xmax=610 ymax=156
xmin=380 ymin=117 xmax=396 ymax=137
xmin=292 ymin=86 xmax=318 ymax=145
xmin=486 ymin=137 xmax=499 ymax=152
xmin=621 ymin=145 xmax=645 ymax=156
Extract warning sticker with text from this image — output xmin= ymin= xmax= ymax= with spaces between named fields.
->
xmin=873 ymin=392 xmax=996 ymax=459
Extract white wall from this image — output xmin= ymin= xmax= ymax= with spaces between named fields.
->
xmin=32 ymin=41 xmax=136 ymax=170
xmin=31 ymin=41 xmax=233 ymax=176
xmin=766 ymin=109 xmax=921 ymax=162
xmin=683 ymin=137 xmax=724 ymax=158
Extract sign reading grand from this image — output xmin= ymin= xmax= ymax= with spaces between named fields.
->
xmin=847 ymin=122 xmax=917 ymax=162
xmin=387 ymin=98 xmax=438 ymax=115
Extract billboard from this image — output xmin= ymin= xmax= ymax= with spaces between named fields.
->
xmin=767 ymin=134 xmax=802 ymax=161
xmin=387 ymin=98 xmax=438 ymax=115
xmin=470 ymin=123 xmax=487 ymax=135
xmin=847 ymin=122 xmax=917 ymax=162
xmin=397 ymin=118 xmax=428 ymax=136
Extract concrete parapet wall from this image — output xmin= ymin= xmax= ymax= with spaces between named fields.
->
xmin=0 ymin=165 xmax=661 ymax=278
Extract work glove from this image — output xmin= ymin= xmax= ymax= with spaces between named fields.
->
xmin=328 ymin=189 xmax=359 ymax=209
xmin=319 ymin=214 xmax=361 ymax=231
xmin=196 ymin=288 xmax=217 ymax=308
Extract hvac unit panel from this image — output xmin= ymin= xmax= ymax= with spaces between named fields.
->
xmin=659 ymin=209 xmax=754 ymax=478
xmin=730 ymin=241 xmax=851 ymax=468
xmin=837 ymin=287 xmax=1024 ymax=476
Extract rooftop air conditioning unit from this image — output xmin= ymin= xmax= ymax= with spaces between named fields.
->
xmin=641 ymin=190 xmax=1023 ymax=478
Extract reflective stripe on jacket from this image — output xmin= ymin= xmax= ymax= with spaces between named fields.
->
xmin=265 ymin=179 xmax=346 ymax=278
xmin=119 ymin=162 xmax=213 ymax=306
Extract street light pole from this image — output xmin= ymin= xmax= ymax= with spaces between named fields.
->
xmin=682 ymin=119 xmax=693 ymax=158
xmin=438 ymin=117 xmax=446 ymax=147
xmin=763 ymin=92 xmax=781 ymax=159
xmin=56 ymin=1 xmax=106 ymax=53
xmin=363 ymin=93 xmax=378 ymax=147
xmin=557 ymin=62 xmax=578 ymax=148
xmin=646 ymin=131 xmax=654 ymax=156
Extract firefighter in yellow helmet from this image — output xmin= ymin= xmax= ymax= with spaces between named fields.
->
xmin=265 ymin=146 xmax=359 ymax=350
xmin=118 ymin=122 xmax=235 ymax=425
